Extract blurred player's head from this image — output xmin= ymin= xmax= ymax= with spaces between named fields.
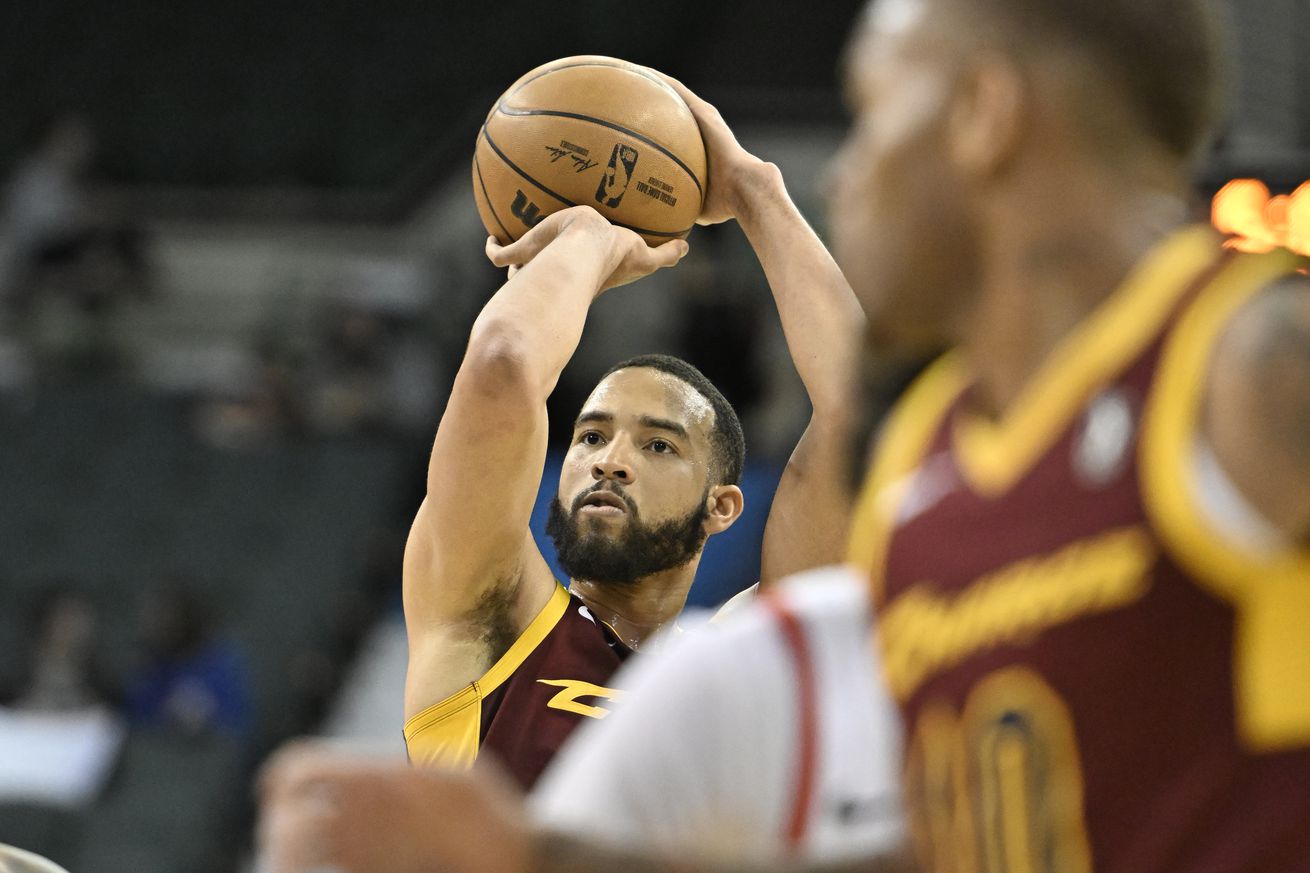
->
xmin=0 ymin=844 xmax=72 ymax=873
xmin=548 ymin=354 xmax=745 ymax=585
xmin=828 ymin=0 xmax=1229 ymax=351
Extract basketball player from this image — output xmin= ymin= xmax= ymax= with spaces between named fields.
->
xmin=260 ymin=0 xmax=1310 ymax=868
xmin=402 ymin=74 xmax=863 ymax=786
xmin=835 ymin=0 xmax=1310 ymax=867
xmin=259 ymin=71 xmax=893 ymax=873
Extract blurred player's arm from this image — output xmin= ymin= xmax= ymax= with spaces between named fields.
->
xmin=1206 ymin=273 xmax=1310 ymax=544
xmin=257 ymin=741 xmax=913 ymax=873
xmin=534 ymin=833 xmax=913 ymax=873
xmin=665 ymin=77 xmax=865 ymax=586
xmin=404 ymin=208 xmax=688 ymax=713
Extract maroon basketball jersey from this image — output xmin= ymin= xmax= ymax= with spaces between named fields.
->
xmin=404 ymin=583 xmax=631 ymax=789
xmin=849 ymin=227 xmax=1310 ymax=872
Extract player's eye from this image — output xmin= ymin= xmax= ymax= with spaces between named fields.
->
xmin=647 ymin=439 xmax=675 ymax=454
xmin=579 ymin=431 xmax=604 ymax=446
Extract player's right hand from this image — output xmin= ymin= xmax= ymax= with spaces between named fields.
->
xmin=486 ymin=205 xmax=689 ymax=292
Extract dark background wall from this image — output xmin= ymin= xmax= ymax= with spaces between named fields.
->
xmin=0 ymin=1 xmax=864 ymax=192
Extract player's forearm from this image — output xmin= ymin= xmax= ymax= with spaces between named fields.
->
xmin=733 ymin=163 xmax=864 ymax=415
xmin=466 ymin=221 xmax=621 ymax=397
xmin=532 ymin=832 xmax=898 ymax=873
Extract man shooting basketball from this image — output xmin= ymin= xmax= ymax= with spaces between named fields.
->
xmin=401 ymin=77 xmax=863 ymax=787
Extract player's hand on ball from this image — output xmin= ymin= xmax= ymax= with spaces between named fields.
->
xmin=256 ymin=740 xmax=533 ymax=873
xmin=486 ymin=205 xmax=689 ymax=291
xmin=655 ymin=74 xmax=776 ymax=226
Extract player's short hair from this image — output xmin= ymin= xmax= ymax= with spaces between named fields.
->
xmin=934 ymin=0 xmax=1229 ymax=159
xmin=601 ymin=354 xmax=745 ymax=487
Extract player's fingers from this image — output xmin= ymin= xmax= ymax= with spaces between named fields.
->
xmin=258 ymin=741 xmax=371 ymax=805
xmin=646 ymin=238 xmax=690 ymax=269
xmin=654 ymin=71 xmax=707 ymax=110
xmin=487 ymin=217 xmax=561 ymax=267
xmin=485 ymin=235 xmax=521 ymax=268
xmin=258 ymin=785 xmax=341 ymax=873
xmin=655 ymin=72 xmax=730 ymax=129
xmin=259 ymin=739 xmax=322 ymax=801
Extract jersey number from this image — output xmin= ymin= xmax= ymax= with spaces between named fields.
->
xmin=905 ymin=668 xmax=1093 ymax=873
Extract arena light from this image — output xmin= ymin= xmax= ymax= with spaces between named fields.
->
xmin=1211 ymin=179 xmax=1310 ymax=273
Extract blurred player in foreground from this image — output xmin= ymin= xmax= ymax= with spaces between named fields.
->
xmin=260 ymin=0 xmax=1310 ymax=868
xmin=0 ymin=845 xmax=70 ymax=873
xmin=401 ymin=66 xmax=863 ymax=788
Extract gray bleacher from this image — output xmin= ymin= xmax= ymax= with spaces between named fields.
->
xmin=0 ymin=382 xmax=414 ymax=871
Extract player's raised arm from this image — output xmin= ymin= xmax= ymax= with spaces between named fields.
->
xmin=664 ymin=77 xmax=866 ymax=585
xmin=404 ymin=206 xmax=687 ymax=713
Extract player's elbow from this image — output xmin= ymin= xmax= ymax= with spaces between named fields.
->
xmin=463 ymin=318 xmax=539 ymax=397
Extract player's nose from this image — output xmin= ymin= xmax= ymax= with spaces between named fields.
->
xmin=590 ymin=444 xmax=633 ymax=483
xmin=591 ymin=459 xmax=633 ymax=483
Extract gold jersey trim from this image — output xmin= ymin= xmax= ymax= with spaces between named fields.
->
xmin=848 ymin=227 xmax=1230 ymax=606
xmin=951 ymin=226 xmax=1224 ymax=496
xmin=403 ymin=582 xmax=572 ymax=767
xmin=1140 ymin=245 xmax=1310 ymax=750
xmin=847 ymin=352 xmax=969 ymax=606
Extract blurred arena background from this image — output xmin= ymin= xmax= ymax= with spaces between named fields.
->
xmin=0 ymin=1 xmax=1306 ymax=870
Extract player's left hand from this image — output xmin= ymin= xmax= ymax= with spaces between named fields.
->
xmin=256 ymin=740 xmax=533 ymax=873
xmin=654 ymin=73 xmax=778 ymax=226
xmin=487 ymin=205 xmax=688 ymax=290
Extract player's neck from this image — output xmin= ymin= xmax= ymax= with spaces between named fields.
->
xmin=964 ymin=170 xmax=1189 ymax=418
xmin=568 ymin=562 xmax=699 ymax=651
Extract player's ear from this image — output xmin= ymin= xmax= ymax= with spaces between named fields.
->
xmin=703 ymin=484 xmax=745 ymax=535
xmin=948 ymin=54 xmax=1025 ymax=179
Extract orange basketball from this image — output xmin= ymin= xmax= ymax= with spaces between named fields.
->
xmin=473 ymin=56 xmax=706 ymax=247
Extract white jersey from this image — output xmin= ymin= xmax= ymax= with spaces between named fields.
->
xmin=530 ymin=566 xmax=904 ymax=864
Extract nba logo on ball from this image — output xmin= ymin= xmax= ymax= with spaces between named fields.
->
xmin=596 ymin=144 xmax=639 ymax=208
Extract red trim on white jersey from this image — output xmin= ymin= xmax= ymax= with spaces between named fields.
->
xmin=761 ymin=591 xmax=819 ymax=853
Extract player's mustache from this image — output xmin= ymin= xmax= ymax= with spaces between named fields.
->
xmin=571 ymin=482 xmax=638 ymax=516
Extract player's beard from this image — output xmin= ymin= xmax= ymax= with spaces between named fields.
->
xmin=546 ymin=486 xmax=710 ymax=586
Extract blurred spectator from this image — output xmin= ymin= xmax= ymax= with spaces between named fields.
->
xmin=0 ymin=114 xmax=152 ymax=366
xmin=307 ymin=301 xmax=440 ymax=437
xmin=124 ymin=583 xmax=251 ymax=740
xmin=0 ymin=587 xmax=124 ymax=808
xmin=306 ymin=302 xmax=391 ymax=434
xmin=193 ymin=339 xmax=307 ymax=450
xmin=7 ymin=588 xmax=116 ymax=712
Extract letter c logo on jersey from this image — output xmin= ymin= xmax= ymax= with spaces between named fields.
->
xmin=537 ymin=679 xmax=624 ymax=719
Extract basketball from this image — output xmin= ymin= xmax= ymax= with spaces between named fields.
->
xmin=473 ymin=56 xmax=707 ymax=247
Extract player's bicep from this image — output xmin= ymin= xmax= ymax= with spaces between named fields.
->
xmin=412 ymin=352 xmax=552 ymax=615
